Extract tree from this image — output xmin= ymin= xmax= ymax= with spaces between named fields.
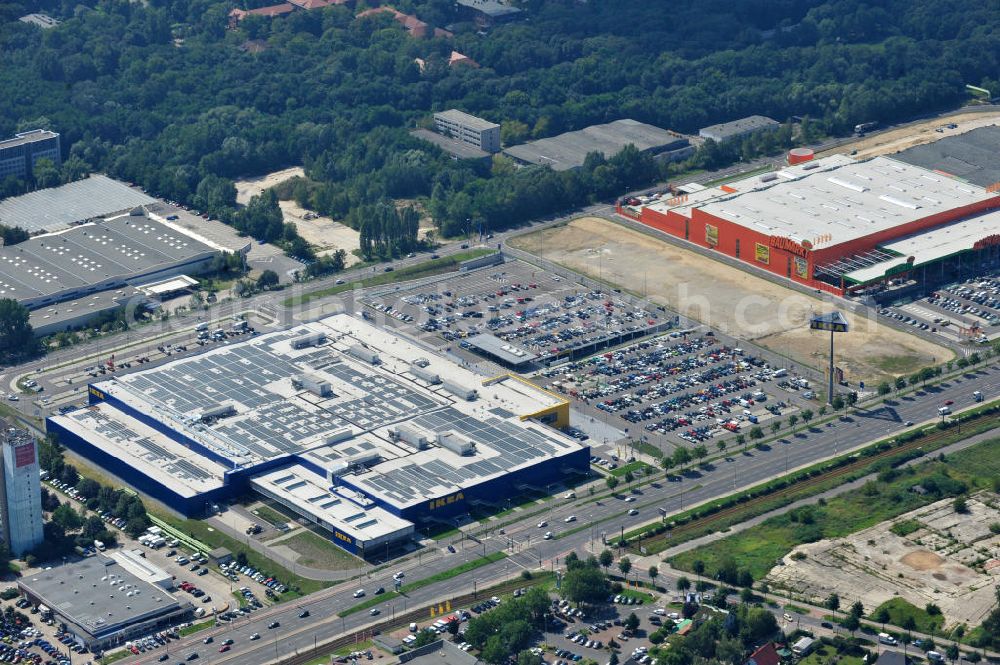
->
xmin=878 ymin=381 xmax=892 ymax=396
xmin=624 ymin=612 xmax=640 ymax=633
xmin=770 ymin=420 xmax=781 ymax=435
xmin=517 ymin=651 xmax=543 ymax=665
xmin=618 ymin=557 xmax=632 ymax=578
xmin=605 ymin=476 xmax=619 ymax=491
xmin=874 ymin=606 xmax=891 ymax=629
xmin=672 ymin=447 xmax=691 ymax=468
xmin=843 ymin=612 xmax=861 ymax=637
xmin=648 ymin=565 xmax=658 ymax=586
xmin=0 ymin=299 xmax=41 ymax=364
xmin=413 ymin=629 xmax=437 ymax=648
xmin=895 ymin=376 xmax=908 ymax=390
xmin=953 ymin=496 xmax=969 ymax=513
xmin=739 ymin=587 xmax=755 ymax=604
xmin=946 ymin=643 xmax=959 ymax=663
xmin=826 ymin=593 xmax=840 ymax=614
xmin=256 ymin=270 xmax=279 ymax=290
xmin=676 ymin=576 xmax=690 ymax=591
xmin=77 ymin=478 xmax=101 ymax=500
xmin=692 ymin=445 xmax=708 ymax=462
xmin=748 ymin=426 xmax=764 ymax=440
xmin=561 ymin=565 xmax=609 ymax=606
xmin=788 ymin=414 xmax=799 ymax=428
xmin=801 ymin=409 xmax=814 ymax=424
xmin=52 ymin=504 xmax=83 ymax=532
xmin=446 ymin=618 xmax=460 ymax=636
xmin=692 ymin=560 xmax=705 ymax=576
xmin=850 ymin=600 xmax=865 ymax=619
xmin=82 ymin=515 xmax=106 ymax=540
xmin=32 ymin=158 xmax=61 ymax=189
xmin=599 ymin=549 xmax=613 ymax=572
xmin=717 ymin=439 xmax=728 ymax=453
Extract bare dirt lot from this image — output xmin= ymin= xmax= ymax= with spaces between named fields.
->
xmin=821 ymin=108 xmax=1000 ymax=160
xmin=509 ymin=217 xmax=951 ymax=383
xmin=766 ymin=492 xmax=1000 ymax=628
xmin=234 ymin=168 xmax=362 ymax=265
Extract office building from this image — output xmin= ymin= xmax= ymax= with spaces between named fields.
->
xmin=0 ymin=428 xmax=44 ymax=557
xmin=0 ymin=130 xmax=61 ymax=181
xmin=433 ymin=110 xmax=501 ymax=154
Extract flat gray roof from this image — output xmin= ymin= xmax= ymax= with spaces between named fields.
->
xmin=0 ymin=129 xmax=58 ymax=148
xmin=0 ymin=214 xmax=216 ymax=304
xmin=412 ymin=129 xmax=491 ymax=160
xmin=401 ymin=641 xmax=477 ymax=665
xmin=699 ymin=115 xmax=779 ymax=141
xmin=698 ymin=156 xmax=994 ymax=249
xmin=0 ymin=174 xmax=155 ymax=234
xmin=434 ymin=109 xmax=499 ymax=132
xmin=454 ymin=0 xmax=521 ymax=17
xmin=503 ymin=119 xmax=684 ymax=171
xmin=20 ymin=556 xmax=184 ymax=637
xmin=893 ymin=125 xmax=1000 ymax=188
xmin=465 ymin=333 xmax=538 ymax=365
xmin=30 ymin=287 xmax=142 ymax=330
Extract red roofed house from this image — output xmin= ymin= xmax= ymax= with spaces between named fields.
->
xmin=229 ymin=3 xmax=295 ymax=27
xmin=448 ymin=50 xmax=479 ymax=68
xmin=356 ymin=6 xmax=450 ymax=39
xmin=287 ymin=0 xmax=332 ymax=9
xmin=746 ymin=643 xmax=781 ymax=665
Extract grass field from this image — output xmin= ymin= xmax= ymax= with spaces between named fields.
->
xmin=179 ymin=620 xmax=214 ymax=636
xmin=670 ymin=437 xmax=1000 ymax=580
xmin=798 ymin=643 xmax=864 ymax=665
xmin=870 ymin=597 xmax=944 ymax=634
xmin=278 ymin=529 xmax=363 ymax=570
xmin=610 ymin=461 xmax=655 ymax=478
xmin=284 ymin=249 xmax=496 ymax=307
xmin=251 ymin=504 xmax=290 ymax=527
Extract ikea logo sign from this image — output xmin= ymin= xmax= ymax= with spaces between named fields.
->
xmin=428 ymin=492 xmax=464 ymax=511
xmin=89 ymin=387 xmax=106 ymax=400
xmin=333 ymin=530 xmax=353 ymax=545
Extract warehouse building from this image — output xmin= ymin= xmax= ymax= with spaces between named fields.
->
xmin=698 ymin=115 xmax=780 ymax=143
xmin=0 ymin=209 xmax=221 ymax=334
xmin=454 ymin=0 xmax=521 ymax=27
xmin=48 ymin=315 xmax=587 ymax=557
xmin=0 ymin=174 xmax=153 ymax=235
xmin=619 ymin=154 xmax=1000 ymax=297
xmin=0 ymin=129 xmax=60 ymax=182
xmin=18 ymin=556 xmax=192 ymax=652
xmin=503 ymin=119 xmax=691 ymax=171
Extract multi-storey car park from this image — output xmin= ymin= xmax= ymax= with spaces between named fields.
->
xmin=47 ymin=314 xmax=589 ymax=557
xmin=618 ymin=154 xmax=1000 ymax=301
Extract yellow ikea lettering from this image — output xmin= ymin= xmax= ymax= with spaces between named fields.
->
xmin=334 ymin=531 xmax=352 ymax=544
xmin=89 ymin=387 xmax=105 ymax=400
xmin=428 ymin=491 xmax=465 ymax=510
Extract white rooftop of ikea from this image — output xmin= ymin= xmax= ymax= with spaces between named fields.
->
xmin=50 ymin=314 xmax=583 ymax=545
xmin=699 ymin=156 xmax=993 ymax=249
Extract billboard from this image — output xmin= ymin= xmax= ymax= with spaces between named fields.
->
xmin=754 ymin=243 xmax=770 ymax=265
xmin=794 ymin=256 xmax=809 ymax=279
xmin=14 ymin=442 xmax=35 ymax=469
xmin=705 ymin=224 xmax=718 ymax=247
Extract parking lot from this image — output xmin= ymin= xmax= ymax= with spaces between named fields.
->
xmin=881 ymin=274 xmax=1000 ymax=344
xmin=361 ymin=260 xmax=669 ymax=369
xmin=0 ymin=592 xmax=94 ymax=665
xmin=536 ymin=331 xmax=807 ymax=452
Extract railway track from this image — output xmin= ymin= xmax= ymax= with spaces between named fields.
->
xmin=629 ymin=410 xmax=998 ymax=555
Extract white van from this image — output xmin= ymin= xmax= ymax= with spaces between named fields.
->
xmin=409 ymin=623 xmax=418 ymax=633
xmin=927 ymin=652 xmax=944 ymax=662
xmin=938 ymin=406 xmax=951 ymax=416
xmin=878 ymin=633 xmax=897 ymax=646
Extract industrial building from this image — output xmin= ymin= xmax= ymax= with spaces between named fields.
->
xmin=698 ymin=115 xmax=780 ymax=143
xmin=0 ymin=174 xmax=154 ymax=235
xmin=619 ymin=154 xmax=1000 ymax=298
xmin=0 ymin=427 xmax=44 ymax=556
xmin=0 ymin=206 xmax=226 ymax=334
xmin=503 ymin=119 xmax=691 ymax=171
xmin=48 ymin=314 xmax=588 ymax=557
xmin=433 ymin=110 xmax=501 ymax=154
xmin=0 ymin=129 xmax=60 ymax=182
xmin=18 ymin=556 xmax=192 ymax=652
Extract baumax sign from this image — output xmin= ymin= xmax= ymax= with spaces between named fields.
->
xmin=768 ymin=236 xmax=811 ymax=257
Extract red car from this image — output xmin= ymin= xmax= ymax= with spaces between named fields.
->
xmin=945 ymin=400 xmax=954 ymax=406
xmin=219 ymin=645 xmax=231 ymax=653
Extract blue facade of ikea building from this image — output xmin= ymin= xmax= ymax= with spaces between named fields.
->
xmin=47 ymin=383 xmax=591 ymax=560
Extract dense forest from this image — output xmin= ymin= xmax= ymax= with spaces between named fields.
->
xmin=1 ymin=0 xmax=998 ymax=245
